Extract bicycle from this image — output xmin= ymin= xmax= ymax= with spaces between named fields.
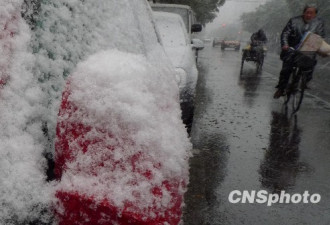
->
xmin=283 ymin=49 xmax=316 ymax=114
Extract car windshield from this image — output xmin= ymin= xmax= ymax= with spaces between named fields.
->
xmin=152 ymin=6 xmax=190 ymax=34
xmin=154 ymin=13 xmax=188 ymax=47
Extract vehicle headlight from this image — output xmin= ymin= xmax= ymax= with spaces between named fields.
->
xmin=174 ymin=68 xmax=187 ymax=89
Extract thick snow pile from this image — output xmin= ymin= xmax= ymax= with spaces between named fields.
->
xmin=0 ymin=1 xmax=53 ymax=224
xmin=32 ymin=0 xmax=162 ymax=152
xmin=55 ymin=50 xmax=191 ymax=219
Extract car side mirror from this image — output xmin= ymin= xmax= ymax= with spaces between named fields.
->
xmin=192 ymin=38 xmax=204 ymax=50
xmin=191 ymin=24 xmax=202 ymax=33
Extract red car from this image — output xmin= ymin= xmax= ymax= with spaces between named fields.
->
xmin=220 ymin=39 xmax=241 ymax=51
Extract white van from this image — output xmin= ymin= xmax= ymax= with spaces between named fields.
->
xmin=150 ymin=3 xmax=204 ymax=63
xmin=153 ymin=11 xmax=199 ymax=130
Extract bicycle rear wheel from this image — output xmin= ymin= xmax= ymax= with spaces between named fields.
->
xmin=284 ymin=69 xmax=296 ymax=106
xmin=292 ymin=71 xmax=306 ymax=113
xmin=284 ymin=91 xmax=291 ymax=105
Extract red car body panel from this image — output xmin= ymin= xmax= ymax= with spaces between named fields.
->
xmin=54 ymin=81 xmax=185 ymax=225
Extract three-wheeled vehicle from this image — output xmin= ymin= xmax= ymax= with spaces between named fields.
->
xmin=240 ymin=43 xmax=267 ymax=73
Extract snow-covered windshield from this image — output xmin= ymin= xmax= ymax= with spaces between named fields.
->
xmin=151 ymin=5 xmax=191 ymax=34
xmin=153 ymin=12 xmax=188 ymax=47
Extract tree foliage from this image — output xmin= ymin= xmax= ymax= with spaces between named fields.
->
xmin=241 ymin=0 xmax=289 ymax=37
xmin=155 ymin=0 xmax=226 ymax=25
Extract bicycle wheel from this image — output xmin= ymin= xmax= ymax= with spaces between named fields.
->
xmin=292 ymin=72 xmax=306 ymax=113
xmin=283 ymin=68 xmax=298 ymax=107
xmin=284 ymin=90 xmax=291 ymax=105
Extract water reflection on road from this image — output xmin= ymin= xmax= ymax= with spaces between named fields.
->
xmin=238 ymin=69 xmax=262 ymax=107
xmin=260 ymin=111 xmax=310 ymax=192
xmin=183 ymin=62 xmax=230 ymax=224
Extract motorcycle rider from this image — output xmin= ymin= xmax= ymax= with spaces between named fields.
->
xmin=273 ymin=4 xmax=325 ymax=99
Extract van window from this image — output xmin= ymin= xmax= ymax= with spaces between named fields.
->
xmin=152 ymin=6 xmax=190 ymax=34
xmin=154 ymin=13 xmax=188 ymax=47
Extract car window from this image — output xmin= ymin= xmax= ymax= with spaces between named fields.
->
xmin=153 ymin=12 xmax=188 ymax=47
xmin=152 ymin=6 xmax=190 ymax=34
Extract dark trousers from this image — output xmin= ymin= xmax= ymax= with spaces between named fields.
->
xmin=276 ymin=51 xmax=316 ymax=90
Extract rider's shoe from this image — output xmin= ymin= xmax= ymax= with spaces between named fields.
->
xmin=273 ymin=89 xmax=285 ymax=99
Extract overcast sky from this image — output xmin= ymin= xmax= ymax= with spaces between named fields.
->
xmin=203 ymin=0 xmax=267 ymax=37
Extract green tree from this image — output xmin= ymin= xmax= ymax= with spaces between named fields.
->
xmin=240 ymin=0 xmax=290 ymax=51
xmin=241 ymin=0 xmax=289 ymax=35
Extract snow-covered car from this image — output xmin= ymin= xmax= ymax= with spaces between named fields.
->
xmin=150 ymin=3 xmax=204 ymax=64
xmin=150 ymin=3 xmax=202 ymax=39
xmin=1 ymin=0 xmax=192 ymax=224
xmin=53 ymin=1 xmax=192 ymax=224
xmin=153 ymin=11 xmax=199 ymax=130
xmin=0 ymin=3 xmax=54 ymax=225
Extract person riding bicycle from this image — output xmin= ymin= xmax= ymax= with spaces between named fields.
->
xmin=250 ymin=29 xmax=267 ymax=57
xmin=273 ymin=4 xmax=325 ymax=99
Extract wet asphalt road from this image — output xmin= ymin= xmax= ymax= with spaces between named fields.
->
xmin=183 ymin=43 xmax=330 ymax=225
